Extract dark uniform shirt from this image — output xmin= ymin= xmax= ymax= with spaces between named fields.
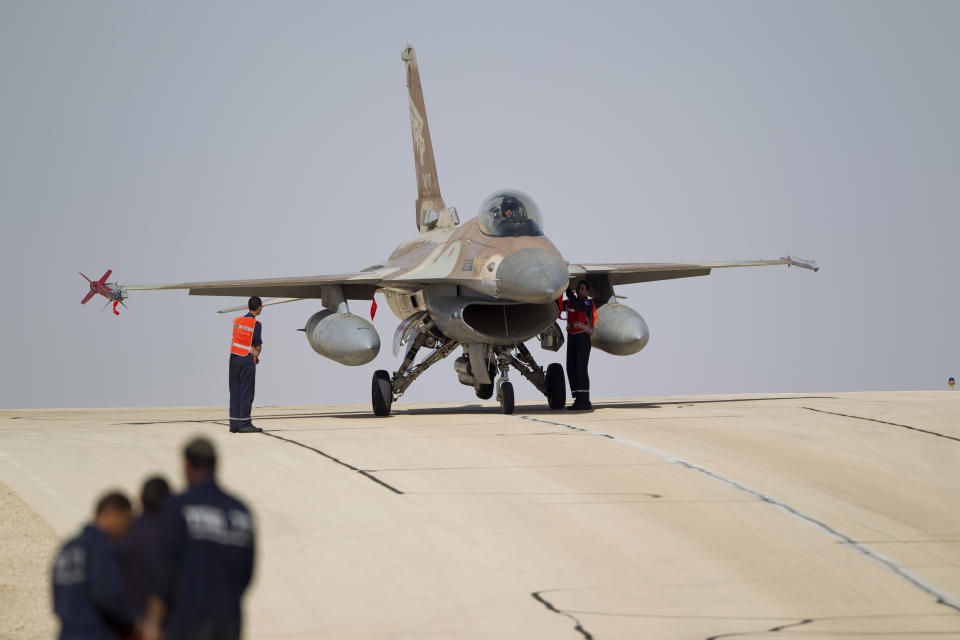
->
xmin=52 ymin=525 xmax=134 ymax=640
xmin=564 ymin=290 xmax=594 ymax=316
xmin=564 ymin=290 xmax=595 ymax=403
xmin=248 ymin=312 xmax=262 ymax=348
xmin=116 ymin=511 xmax=163 ymax=620
xmin=156 ymin=478 xmax=255 ymax=635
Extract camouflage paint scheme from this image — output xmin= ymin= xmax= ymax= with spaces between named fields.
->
xmin=121 ymin=46 xmax=817 ymax=414
xmin=127 ymin=47 xmax=815 ymax=309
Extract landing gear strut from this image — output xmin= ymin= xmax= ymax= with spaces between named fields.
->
xmin=371 ymin=320 xmax=459 ymax=416
xmin=369 ymin=322 xmax=564 ymax=416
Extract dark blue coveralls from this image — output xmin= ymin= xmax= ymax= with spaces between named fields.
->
xmin=564 ymin=292 xmax=595 ymax=407
xmin=229 ymin=312 xmax=261 ymax=431
xmin=52 ymin=525 xmax=135 ymax=639
xmin=117 ymin=510 xmax=163 ymax=620
xmin=155 ymin=478 xmax=255 ymax=639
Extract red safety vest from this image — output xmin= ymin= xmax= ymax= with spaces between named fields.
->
xmin=561 ymin=297 xmax=597 ymax=335
xmin=231 ymin=316 xmax=257 ymax=357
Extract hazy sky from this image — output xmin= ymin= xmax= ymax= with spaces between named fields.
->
xmin=2 ymin=1 xmax=957 ymax=410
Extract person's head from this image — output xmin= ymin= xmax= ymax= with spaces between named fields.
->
xmin=140 ymin=476 xmax=171 ymax=514
xmin=94 ymin=491 xmax=133 ymax=540
xmin=183 ymin=437 xmax=217 ymax=486
xmin=248 ymin=296 xmax=263 ymax=316
xmin=576 ymin=280 xmax=590 ymax=299
xmin=500 ymin=196 xmax=522 ymax=219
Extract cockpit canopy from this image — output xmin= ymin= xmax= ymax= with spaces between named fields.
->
xmin=477 ymin=190 xmax=544 ymax=237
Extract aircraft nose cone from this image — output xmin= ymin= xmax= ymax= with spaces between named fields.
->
xmin=496 ymin=248 xmax=569 ymax=303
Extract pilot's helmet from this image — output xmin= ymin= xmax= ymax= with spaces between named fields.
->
xmin=499 ymin=195 xmax=523 ymax=218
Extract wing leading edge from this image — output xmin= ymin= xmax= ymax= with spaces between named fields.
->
xmin=568 ymin=256 xmax=819 ymax=286
xmin=124 ymin=267 xmax=452 ymax=300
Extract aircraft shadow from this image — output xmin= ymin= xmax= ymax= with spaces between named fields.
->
xmin=117 ymin=395 xmax=834 ymax=425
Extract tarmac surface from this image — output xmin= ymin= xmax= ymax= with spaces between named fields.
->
xmin=1 ymin=391 xmax=959 ymax=639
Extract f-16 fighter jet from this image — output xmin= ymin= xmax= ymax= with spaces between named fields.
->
xmin=112 ymin=46 xmax=817 ymax=415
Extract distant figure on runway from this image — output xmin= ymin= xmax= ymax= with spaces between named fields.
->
xmin=143 ymin=437 xmax=256 ymax=640
xmin=562 ymin=280 xmax=597 ymax=410
xmin=52 ymin=491 xmax=136 ymax=639
xmin=229 ymin=296 xmax=263 ymax=433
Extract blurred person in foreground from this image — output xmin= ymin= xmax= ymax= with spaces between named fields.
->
xmin=117 ymin=476 xmax=171 ymax=621
xmin=52 ymin=491 xmax=136 ymax=639
xmin=143 ymin=437 xmax=255 ymax=640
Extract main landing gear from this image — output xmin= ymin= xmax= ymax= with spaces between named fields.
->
xmin=370 ymin=332 xmax=566 ymax=417
xmin=371 ymin=370 xmax=392 ymax=417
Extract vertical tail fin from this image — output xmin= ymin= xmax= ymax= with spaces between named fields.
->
xmin=402 ymin=46 xmax=456 ymax=231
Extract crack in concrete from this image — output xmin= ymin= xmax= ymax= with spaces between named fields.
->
xmin=706 ymin=617 xmax=813 ymax=639
xmin=531 ymin=591 xmax=595 ymax=639
xmin=260 ymin=432 xmax=403 ymax=495
xmin=803 ymin=407 xmax=960 ymax=444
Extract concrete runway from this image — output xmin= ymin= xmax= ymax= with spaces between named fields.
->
xmin=2 ymin=391 xmax=959 ymax=639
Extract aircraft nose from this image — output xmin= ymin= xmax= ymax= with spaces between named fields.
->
xmin=496 ymin=248 xmax=569 ymax=303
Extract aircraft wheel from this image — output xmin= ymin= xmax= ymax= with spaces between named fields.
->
xmin=372 ymin=370 xmax=392 ymax=417
xmin=499 ymin=381 xmax=514 ymax=415
xmin=475 ymin=362 xmax=498 ymax=400
xmin=545 ymin=363 xmax=566 ymax=410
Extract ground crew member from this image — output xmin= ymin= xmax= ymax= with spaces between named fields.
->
xmin=117 ymin=476 xmax=170 ymax=621
xmin=143 ymin=437 xmax=255 ymax=640
xmin=52 ymin=492 xmax=136 ymax=639
xmin=229 ymin=296 xmax=263 ymax=433
xmin=562 ymin=280 xmax=597 ymax=410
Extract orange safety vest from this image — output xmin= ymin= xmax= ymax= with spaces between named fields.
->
xmin=562 ymin=297 xmax=597 ymax=335
xmin=231 ymin=316 xmax=257 ymax=357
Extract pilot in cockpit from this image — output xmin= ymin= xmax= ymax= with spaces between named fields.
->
xmin=500 ymin=196 xmax=523 ymax=221
xmin=479 ymin=191 xmax=543 ymax=237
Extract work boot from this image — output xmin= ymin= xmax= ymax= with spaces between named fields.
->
xmin=234 ymin=424 xmax=262 ymax=433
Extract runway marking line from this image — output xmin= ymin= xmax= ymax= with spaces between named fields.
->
xmin=517 ymin=414 xmax=960 ymax=615
xmin=0 ymin=453 xmax=80 ymax=518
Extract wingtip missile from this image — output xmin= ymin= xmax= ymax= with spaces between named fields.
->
xmin=79 ymin=269 xmax=128 ymax=313
xmin=782 ymin=256 xmax=820 ymax=272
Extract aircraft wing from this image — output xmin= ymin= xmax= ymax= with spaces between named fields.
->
xmin=214 ymin=297 xmax=303 ymax=314
xmin=125 ymin=267 xmax=429 ymax=300
xmin=568 ymin=255 xmax=818 ymax=286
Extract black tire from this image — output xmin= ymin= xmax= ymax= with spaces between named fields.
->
xmin=372 ymin=370 xmax=392 ymax=417
xmin=499 ymin=381 xmax=514 ymax=415
xmin=545 ymin=362 xmax=566 ymax=410
xmin=475 ymin=362 xmax=498 ymax=400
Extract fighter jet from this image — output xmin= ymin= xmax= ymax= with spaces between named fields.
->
xmin=119 ymin=46 xmax=817 ymax=416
